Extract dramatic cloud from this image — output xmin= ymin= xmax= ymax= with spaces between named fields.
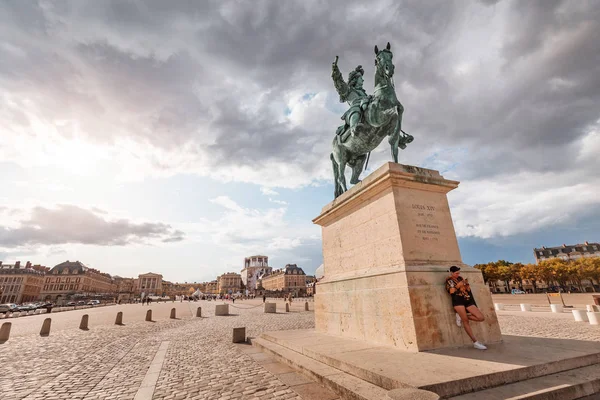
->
xmin=0 ymin=0 xmax=598 ymax=247
xmin=204 ymin=196 xmax=317 ymax=249
xmin=0 ymin=205 xmax=184 ymax=247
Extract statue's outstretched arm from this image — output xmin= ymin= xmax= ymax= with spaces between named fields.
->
xmin=332 ymin=56 xmax=349 ymax=102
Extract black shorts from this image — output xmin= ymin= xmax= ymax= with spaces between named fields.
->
xmin=452 ymin=295 xmax=477 ymax=309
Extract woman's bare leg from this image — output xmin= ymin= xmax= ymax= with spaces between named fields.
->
xmin=454 ymin=305 xmax=477 ymax=342
xmin=466 ymin=305 xmax=485 ymax=322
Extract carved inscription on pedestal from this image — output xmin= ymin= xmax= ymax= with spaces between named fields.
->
xmin=412 ymin=204 xmax=441 ymax=242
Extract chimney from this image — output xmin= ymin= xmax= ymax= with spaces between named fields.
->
xmin=542 ymin=246 xmax=546 ymax=250
xmin=562 ymin=244 xmax=566 ymax=248
xmin=15 ymin=261 xmax=20 ymax=268
xmin=26 ymin=261 xmax=31 ymax=268
xmin=585 ymin=241 xmax=589 ymax=245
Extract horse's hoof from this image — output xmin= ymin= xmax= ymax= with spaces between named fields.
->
xmin=350 ymin=179 xmax=361 ymax=184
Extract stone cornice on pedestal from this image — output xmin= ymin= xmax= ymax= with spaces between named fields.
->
xmin=313 ymin=162 xmax=459 ymax=227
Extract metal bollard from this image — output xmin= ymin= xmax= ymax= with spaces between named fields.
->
xmin=0 ymin=322 xmax=11 ymax=343
xmin=40 ymin=318 xmax=52 ymax=336
xmin=305 ymin=301 xmax=309 ymax=311
xmin=79 ymin=314 xmax=89 ymax=330
xmin=196 ymin=307 xmax=202 ymax=317
xmin=115 ymin=311 xmax=123 ymax=325
xmin=145 ymin=309 xmax=152 ymax=322
xmin=285 ymin=303 xmax=289 ymax=312
xmin=170 ymin=308 xmax=176 ymax=319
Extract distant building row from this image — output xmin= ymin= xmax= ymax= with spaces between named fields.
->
xmin=0 ymin=254 xmax=317 ymax=304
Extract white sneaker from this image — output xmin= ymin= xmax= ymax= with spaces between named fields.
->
xmin=455 ymin=313 xmax=462 ymax=327
xmin=473 ymin=341 xmax=487 ymax=350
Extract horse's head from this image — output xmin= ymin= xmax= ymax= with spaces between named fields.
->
xmin=374 ymin=42 xmax=394 ymax=81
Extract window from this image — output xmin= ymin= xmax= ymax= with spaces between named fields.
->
xmin=59 ymin=284 xmax=63 ymax=290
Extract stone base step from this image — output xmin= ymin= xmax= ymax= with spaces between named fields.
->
xmin=449 ymin=363 xmax=600 ymax=400
xmin=256 ymin=329 xmax=600 ymax=399
xmin=250 ymin=337 xmax=391 ymax=400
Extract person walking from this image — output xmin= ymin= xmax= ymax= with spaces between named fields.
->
xmin=445 ymin=266 xmax=487 ymax=350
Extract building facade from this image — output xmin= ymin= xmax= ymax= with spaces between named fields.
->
xmin=113 ymin=276 xmax=135 ymax=301
xmin=217 ymin=272 xmax=242 ymax=295
xmin=40 ymin=261 xmax=116 ymax=302
xmin=534 ymin=242 xmax=600 ymax=264
xmin=0 ymin=261 xmax=47 ymax=304
xmin=136 ymin=272 xmax=163 ymax=296
xmin=205 ymin=281 xmax=218 ymax=295
xmin=260 ymin=264 xmax=307 ymax=296
xmin=241 ymin=255 xmax=272 ymax=294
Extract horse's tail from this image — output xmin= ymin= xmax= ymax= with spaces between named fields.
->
xmin=331 ymin=153 xmax=340 ymax=197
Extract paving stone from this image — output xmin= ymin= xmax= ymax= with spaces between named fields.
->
xmin=2 ymin=300 xmax=599 ymax=400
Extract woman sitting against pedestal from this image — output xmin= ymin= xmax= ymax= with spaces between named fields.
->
xmin=445 ymin=266 xmax=487 ymax=350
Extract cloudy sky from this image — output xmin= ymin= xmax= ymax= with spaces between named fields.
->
xmin=1 ymin=0 xmax=599 ymax=282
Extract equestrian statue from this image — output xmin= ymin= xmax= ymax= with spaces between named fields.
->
xmin=331 ymin=42 xmax=413 ymax=198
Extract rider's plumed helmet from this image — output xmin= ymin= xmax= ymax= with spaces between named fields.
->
xmin=347 ymin=65 xmax=365 ymax=88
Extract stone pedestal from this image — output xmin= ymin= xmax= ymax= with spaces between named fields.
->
xmin=313 ymin=163 xmax=502 ymax=352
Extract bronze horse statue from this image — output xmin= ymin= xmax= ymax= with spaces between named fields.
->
xmin=330 ymin=43 xmax=413 ymax=198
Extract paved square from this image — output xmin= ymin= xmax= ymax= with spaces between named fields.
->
xmin=1 ymin=299 xmax=599 ymax=400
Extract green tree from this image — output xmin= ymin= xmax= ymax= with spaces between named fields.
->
xmin=579 ymin=257 xmax=600 ymax=292
xmin=536 ymin=260 xmax=557 ymax=291
xmin=545 ymin=258 xmax=569 ymax=291
xmin=520 ymin=263 xmax=540 ymax=293
xmin=509 ymin=262 xmax=525 ymax=290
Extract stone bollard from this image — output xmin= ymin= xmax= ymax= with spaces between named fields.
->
xmin=587 ymin=312 xmax=600 ymax=326
xmin=79 ymin=314 xmax=89 ymax=330
xmin=145 ymin=309 xmax=152 ymax=321
xmin=232 ymin=327 xmax=246 ymax=343
xmin=115 ymin=311 xmax=123 ymax=325
xmin=285 ymin=303 xmax=289 ymax=312
xmin=215 ymin=304 xmax=229 ymax=316
xmin=520 ymin=304 xmax=531 ymax=312
xmin=550 ymin=304 xmax=563 ymax=313
xmin=387 ymin=388 xmax=440 ymax=400
xmin=572 ymin=310 xmax=589 ymax=322
xmin=305 ymin=301 xmax=309 ymax=311
xmin=170 ymin=308 xmax=176 ymax=319
xmin=196 ymin=307 xmax=202 ymax=317
xmin=40 ymin=318 xmax=51 ymax=336
xmin=0 ymin=322 xmax=12 ymax=343
xmin=494 ymin=303 xmax=504 ymax=311
xmin=264 ymin=303 xmax=276 ymax=313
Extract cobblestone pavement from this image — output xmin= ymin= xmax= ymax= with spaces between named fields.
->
xmin=1 ymin=299 xmax=599 ymax=400
xmin=0 ymin=300 xmax=317 ymax=400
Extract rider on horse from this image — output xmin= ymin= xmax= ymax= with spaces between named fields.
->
xmin=332 ymin=60 xmax=370 ymax=142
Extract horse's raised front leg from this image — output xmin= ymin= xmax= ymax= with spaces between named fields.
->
xmin=350 ymin=154 xmax=367 ymax=184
